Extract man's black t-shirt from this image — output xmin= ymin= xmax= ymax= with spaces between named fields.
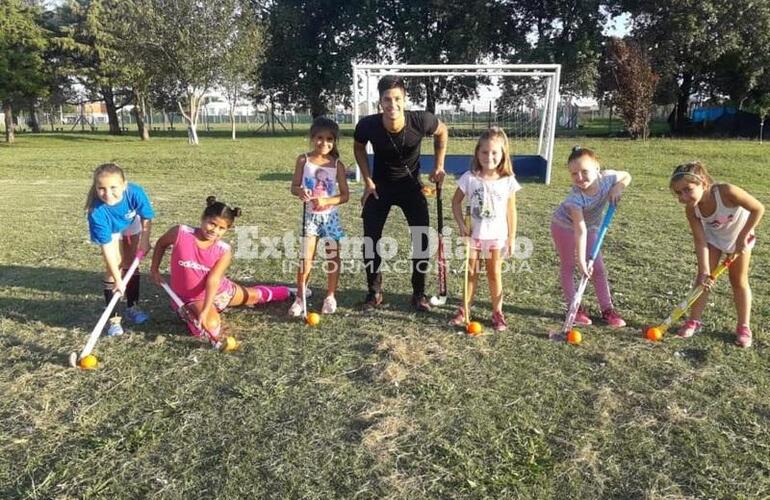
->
xmin=354 ymin=110 xmax=439 ymax=183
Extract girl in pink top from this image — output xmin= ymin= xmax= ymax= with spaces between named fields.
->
xmin=151 ymin=196 xmax=292 ymax=340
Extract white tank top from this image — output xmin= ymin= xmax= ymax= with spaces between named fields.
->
xmin=302 ymin=155 xmax=339 ymax=214
xmin=695 ymin=185 xmax=749 ymax=253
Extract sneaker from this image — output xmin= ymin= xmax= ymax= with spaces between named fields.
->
xmin=322 ymin=296 xmax=337 ymax=314
xmin=574 ymin=306 xmax=592 ymax=326
xmin=363 ymin=292 xmax=383 ymax=311
xmin=106 ymin=316 xmax=124 ymax=337
xmin=288 ymin=297 xmax=303 ymax=317
xmin=601 ymin=308 xmax=626 ymax=328
xmin=492 ymin=311 xmax=507 ymax=332
xmin=448 ymin=307 xmax=466 ymax=327
xmin=735 ymin=325 xmax=753 ymax=348
xmin=676 ymin=319 xmax=702 ymax=338
xmin=125 ymin=306 xmax=150 ymax=325
xmin=288 ymin=286 xmax=312 ymax=299
xmin=411 ymin=294 xmax=431 ymax=312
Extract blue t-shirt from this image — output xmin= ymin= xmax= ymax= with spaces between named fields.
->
xmin=552 ymin=170 xmax=618 ymax=230
xmin=87 ymin=183 xmax=155 ymax=244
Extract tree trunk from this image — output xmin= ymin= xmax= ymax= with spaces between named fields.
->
xmin=28 ymin=104 xmax=41 ymax=133
xmin=132 ymin=91 xmax=150 ymax=141
xmin=101 ymin=87 xmax=122 ymax=135
xmin=425 ymin=80 xmax=436 ymax=114
xmin=673 ymin=73 xmax=692 ymax=134
xmin=3 ymin=101 xmax=15 ymax=143
xmin=230 ymin=108 xmax=236 ymax=140
xmin=309 ymin=96 xmax=326 ymax=119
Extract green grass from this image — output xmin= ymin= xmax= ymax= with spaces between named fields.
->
xmin=1 ymin=132 xmax=769 ymax=498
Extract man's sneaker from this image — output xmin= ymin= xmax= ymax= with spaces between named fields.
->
xmin=574 ymin=306 xmax=592 ymax=326
xmin=288 ymin=297 xmax=303 ymax=317
xmin=449 ymin=307 xmax=466 ymax=327
xmin=125 ymin=306 xmax=150 ymax=325
xmin=601 ymin=308 xmax=626 ymax=328
xmin=106 ymin=316 xmax=124 ymax=337
xmin=363 ymin=292 xmax=383 ymax=311
xmin=288 ymin=286 xmax=312 ymax=299
xmin=492 ymin=311 xmax=507 ymax=332
xmin=322 ymin=296 xmax=337 ymax=314
xmin=735 ymin=325 xmax=753 ymax=348
xmin=411 ymin=294 xmax=431 ymax=312
xmin=677 ymin=319 xmax=702 ymax=338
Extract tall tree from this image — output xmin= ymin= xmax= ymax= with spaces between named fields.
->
xmin=219 ymin=10 xmax=264 ymax=140
xmin=261 ymin=0 xmax=377 ymax=117
xmin=137 ymin=0 xmax=244 ymax=144
xmin=0 ymin=0 xmax=48 ymax=143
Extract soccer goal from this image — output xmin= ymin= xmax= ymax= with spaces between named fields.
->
xmin=352 ymin=63 xmax=561 ymax=184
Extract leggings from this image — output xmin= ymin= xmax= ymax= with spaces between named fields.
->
xmin=362 ymin=177 xmax=429 ymax=296
xmin=550 ymin=222 xmax=613 ymax=311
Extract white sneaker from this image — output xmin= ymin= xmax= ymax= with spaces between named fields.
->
xmin=322 ymin=296 xmax=337 ymax=314
xmin=288 ymin=297 xmax=304 ymax=317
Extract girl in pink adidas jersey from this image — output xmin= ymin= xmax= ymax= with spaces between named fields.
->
xmin=150 ymin=196 xmax=292 ymax=339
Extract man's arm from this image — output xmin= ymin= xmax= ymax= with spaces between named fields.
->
xmin=429 ymin=120 xmax=448 ymax=185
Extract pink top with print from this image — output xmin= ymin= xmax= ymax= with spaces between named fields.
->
xmin=170 ymin=225 xmax=232 ymax=302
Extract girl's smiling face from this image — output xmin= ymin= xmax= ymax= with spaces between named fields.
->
xmin=96 ymin=173 xmax=127 ymax=206
xmin=568 ymin=156 xmax=600 ymax=191
xmin=312 ymin=129 xmax=336 ymax=156
xmin=200 ymin=215 xmax=231 ymax=241
xmin=671 ymin=179 xmax=706 ymax=207
xmin=476 ymin=138 xmax=504 ymax=172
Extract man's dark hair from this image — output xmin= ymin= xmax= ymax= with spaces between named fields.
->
xmin=377 ymin=75 xmax=406 ymax=97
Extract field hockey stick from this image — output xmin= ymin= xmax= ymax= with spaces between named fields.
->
xmin=430 ymin=182 xmax=448 ymax=306
xmin=301 ymin=200 xmax=308 ymax=320
xmin=650 ymin=252 xmax=738 ymax=336
xmin=552 ymin=203 xmax=617 ymax=339
xmin=158 ymin=281 xmax=223 ymax=349
xmin=69 ymin=250 xmax=145 ymax=368
xmin=463 ymin=206 xmax=471 ymax=325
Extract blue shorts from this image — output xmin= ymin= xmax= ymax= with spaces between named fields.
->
xmin=305 ymin=210 xmax=345 ymax=241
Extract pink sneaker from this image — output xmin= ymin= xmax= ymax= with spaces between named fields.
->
xmin=676 ymin=319 xmax=702 ymax=338
xmin=574 ymin=306 xmax=592 ymax=326
xmin=601 ymin=308 xmax=626 ymax=328
xmin=735 ymin=325 xmax=752 ymax=348
xmin=448 ymin=307 xmax=466 ymax=327
xmin=492 ymin=311 xmax=507 ymax=332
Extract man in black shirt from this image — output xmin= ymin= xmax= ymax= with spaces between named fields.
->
xmin=353 ymin=75 xmax=448 ymax=311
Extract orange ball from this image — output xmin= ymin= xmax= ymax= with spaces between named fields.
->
xmin=566 ymin=329 xmax=582 ymax=345
xmin=645 ymin=327 xmax=663 ymax=342
xmin=466 ymin=321 xmax=483 ymax=335
xmin=79 ymin=354 xmax=98 ymax=370
xmin=306 ymin=312 xmax=321 ymax=326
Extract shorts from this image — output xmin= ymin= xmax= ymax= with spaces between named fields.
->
xmin=471 ymin=238 xmax=506 ymax=256
xmin=110 ymin=216 xmax=142 ymax=243
xmin=305 ymin=210 xmax=345 ymax=241
xmin=171 ymin=277 xmax=236 ymax=323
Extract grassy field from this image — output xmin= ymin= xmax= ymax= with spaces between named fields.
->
xmin=0 ymin=131 xmax=768 ymax=498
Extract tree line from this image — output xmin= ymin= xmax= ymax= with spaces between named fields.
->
xmin=2 ymin=0 xmax=769 ymax=144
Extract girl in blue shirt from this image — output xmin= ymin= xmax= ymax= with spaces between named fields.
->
xmin=85 ymin=163 xmax=154 ymax=336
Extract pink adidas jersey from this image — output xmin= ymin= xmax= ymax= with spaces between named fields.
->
xmin=170 ymin=225 xmax=232 ymax=302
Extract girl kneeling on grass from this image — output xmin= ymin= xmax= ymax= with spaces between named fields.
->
xmin=150 ymin=197 xmax=293 ymax=339
xmin=450 ymin=127 xmax=521 ymax=332
xmin=288 ymin=116 xmax=350 ymax=318
xmin=85 ymin=163 xmax=154 ymax=336
xmin=551 ymin=146 xmax=631 ymax=328
xmin=669 ymin=161 xmax=764 ymax=347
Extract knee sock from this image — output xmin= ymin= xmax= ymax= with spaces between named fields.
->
xmin=250 ymin=285 xmax=291 ymax=304
xmin=125 ymin=271 xmax=140 ymax=308
xmin=103 ymin=279 xmax=120 ymax=318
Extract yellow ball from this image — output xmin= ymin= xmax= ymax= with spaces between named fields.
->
xmin=306 ymin=312 xmax=321 ymax=326
xmin=79 ymin=354 xmax=98 ymax=370
xmin=222 ymin=336 xmax=239 ymax=352
xmin=566 ymin=329 xmax=582 ymax=345
xmin=466 ymin=321 xmax=483 ymax=335
xmin=645 ymin=327 xmax=663 ymax=342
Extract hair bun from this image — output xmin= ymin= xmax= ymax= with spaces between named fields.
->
xmin=231 ymin=207 xmax=242 ymax=218
xmin=206 ymin=195 xmax=217 ymax=206
xmin=571 ymin=145 xmax=582 ymax=153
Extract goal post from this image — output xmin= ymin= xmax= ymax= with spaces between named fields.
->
xmin=352 ymin=63 xmax=561 ymax=184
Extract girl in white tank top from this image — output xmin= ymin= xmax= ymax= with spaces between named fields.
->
xmin=669 ymin=162 xmax=764 ymax=348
